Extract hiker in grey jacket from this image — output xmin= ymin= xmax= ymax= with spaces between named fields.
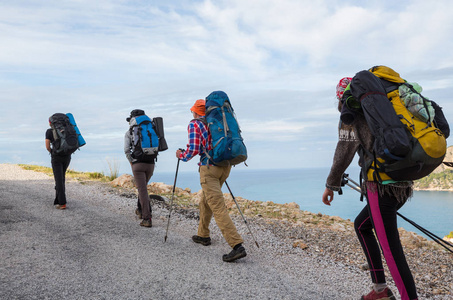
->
xmin=322 ymin=77 xmax=417 ymax=300
xmin=124 ymin=109 xmax=155 ymax=228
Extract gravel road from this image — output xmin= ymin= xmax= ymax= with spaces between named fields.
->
xmin=1 ymin=164 xmax=374 ymax=300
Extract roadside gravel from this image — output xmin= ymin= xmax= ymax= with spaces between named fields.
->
xmin=0 ymin=164 xmax=450 ymax=299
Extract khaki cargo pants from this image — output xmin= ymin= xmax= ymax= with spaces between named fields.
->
xmin=198 ymin=165 xmax=243 ymax=248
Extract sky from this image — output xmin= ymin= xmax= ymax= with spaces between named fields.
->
xmin=1 ymin=0 xmax=452 ymax=175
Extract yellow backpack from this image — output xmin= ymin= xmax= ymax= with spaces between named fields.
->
xmin=347 ymin=66 xmax=447 ymax=182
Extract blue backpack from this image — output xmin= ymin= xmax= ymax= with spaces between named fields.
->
xmin=129 ymin=115 xmax=160 ymax=163
xmin=205 ymin=91 xmax=247 ymax=166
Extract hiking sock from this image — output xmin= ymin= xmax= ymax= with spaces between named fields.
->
xmin=373 ymin=283 xmax=388 ymax=293
xmin=233 ymin=243 xmax=242 ymax=250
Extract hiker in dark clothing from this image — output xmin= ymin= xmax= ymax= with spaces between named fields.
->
xmin=322 ymin=77 xmax=420 ymax=300
xmin=45 ymin=122 xmax=71 ymax=210
xmin=124 ymin=109 xmax=155 ymax=228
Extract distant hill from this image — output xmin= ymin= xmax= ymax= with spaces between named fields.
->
xmin=414 ymin=146 xmax=453 ymax=190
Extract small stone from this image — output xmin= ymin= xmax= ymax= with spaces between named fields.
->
xmin=292 ymin=240 xmax=308 ymax=250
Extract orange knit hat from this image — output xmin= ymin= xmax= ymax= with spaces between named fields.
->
xmin=190 ymin=99 xmax=206 ymax=116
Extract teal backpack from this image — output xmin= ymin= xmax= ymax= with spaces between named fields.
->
xmin=205 ymin=91 xmax=247 ymax=166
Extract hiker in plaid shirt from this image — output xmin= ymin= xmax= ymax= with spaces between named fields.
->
xmin=176 ymin=99 xmax=246 ymax=263
xmin=178 ymin=115 xmax=209 ymax=165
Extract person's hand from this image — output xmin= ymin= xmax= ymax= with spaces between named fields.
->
xmin=176 ymin=149 xmax=182 ymax=159
xmin=322 ymin=188 xmax=334 ymax=206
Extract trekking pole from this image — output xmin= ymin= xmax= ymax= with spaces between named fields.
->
xmin=395 ymin=212 xmax=453 ymax=252
xmin=224 ymin=181 xmax=260 ymax=248
xmin=164 ymin=151 xmax=182 ymax=242
xmin=342 ymin=174 xmax=453 ymax=253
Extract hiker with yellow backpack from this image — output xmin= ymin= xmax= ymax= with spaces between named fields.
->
xmin=322 ymin=66 xmax=449 ymax=300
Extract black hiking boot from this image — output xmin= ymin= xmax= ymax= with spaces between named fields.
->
xmin=192 ymin=235 xmax=211 ymax=246
xmin=222 ymin=245 xmax=246 ymax=262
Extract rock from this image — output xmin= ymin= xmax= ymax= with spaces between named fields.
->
xmin=148 ymin=182 xmax=172 ymax=194
xmin=224 ymin=194 xmax=233 ymax=201
xmin=330 ymin=216 xmax=343 ymax=222
xmin=360 ymin=262 xmax=370 ymax=271
xmin=433 ymin=289 xmax=442 ymax=295
xmin=399 ymin=228 xmax=429 ymax=249
xmin=330 ymin=223 xmax=346 ymax=232
xmin=292 ymin=240 xmax=308 ymax=250
xmin=285 ymin=202 xmax=300 ymax=210
xmin=192 ymin=190 xmax=203 ymax=204
xmin=110 ymin=174 xmax=135 ymax=188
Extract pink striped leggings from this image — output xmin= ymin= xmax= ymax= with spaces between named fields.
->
xmin=354 ymin=184 xmax=418 ymax=300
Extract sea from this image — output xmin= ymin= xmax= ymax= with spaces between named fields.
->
xmin=151 ymin=167 xmax=453 ymax=239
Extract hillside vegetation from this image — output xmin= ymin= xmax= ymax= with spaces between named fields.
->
xmin=413 ymin=146 xmax=453 ymax=190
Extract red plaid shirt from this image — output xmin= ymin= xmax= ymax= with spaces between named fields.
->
xmin=179 ymin=119 xmax=210 ymax=165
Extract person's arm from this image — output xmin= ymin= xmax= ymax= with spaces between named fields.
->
xmin=323 ymin=122 xmax=360 ymax=204
xmin=322 ymin=188 xmax=334 ymax=206
xmin=45 ymin=139 xmax=51 ymax=153
xmin=178 ymin=121 xmax=202 ymax=162
xmin=45 ymin=129 xmax=52 ymax=154
xmin=124 ymin=131 xmax=133 ymax=164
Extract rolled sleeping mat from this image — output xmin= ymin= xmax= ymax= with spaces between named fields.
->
xmin=66 ymin=113 xmax=86 ymax=147
xmin=153 ymin=117 xmax=168 ymax=151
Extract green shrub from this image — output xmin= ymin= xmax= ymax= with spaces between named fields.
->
xmin=415 ymin=169 xmax=453 ymax=189
xmin=106 ymin=158 xmax=120 ymax=181
xmin=89 ymin=172 xmax=104 ymax=179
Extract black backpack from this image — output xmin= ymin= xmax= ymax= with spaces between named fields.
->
xmin=49 ymin=113 xmax=79 ymax=155
xmin=343 ymin=67 xmax=449 ymax=182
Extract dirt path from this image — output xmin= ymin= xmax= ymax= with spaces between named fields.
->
xmin=0 ymin=164 xmax=376 ymax=299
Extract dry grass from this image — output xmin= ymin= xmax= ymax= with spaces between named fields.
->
xmin=19 ymin=164 xmax=110 ymax=182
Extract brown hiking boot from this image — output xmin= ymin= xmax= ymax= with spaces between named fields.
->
xmin=140 ymin=219 xmax=152 ymax=227
xmin=55 ymin=204 xmax=66 ymax=210
xmin=361 ymin=287 xmax=396 ymax=300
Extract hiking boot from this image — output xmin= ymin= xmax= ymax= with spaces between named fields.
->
xmin=361 ymin=287 xmax=396 ymax=300
xmin=140 ymin=219 xmax=152 ymax=227
xmin=135 ymin=208 xmax=142 ymax=219
xmin=222 ymin=245 xmax=247 ymax=262
xmin=192 ymin=235 xmax=211 ymax=246
xmin=55 ymin=204 xmax=66 ymax=210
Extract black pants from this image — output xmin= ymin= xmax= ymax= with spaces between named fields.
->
xmin=354 ymin=183 xmax=417 ymax=300
xmin=51 ymin=155 xmax=71 ymax=205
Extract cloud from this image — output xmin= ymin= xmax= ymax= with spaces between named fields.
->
xmin=1 ymin=0 xmax=452 ymax=173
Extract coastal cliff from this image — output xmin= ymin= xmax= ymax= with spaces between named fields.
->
xmin=413 ymin=146 xmax=453 ymax=191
